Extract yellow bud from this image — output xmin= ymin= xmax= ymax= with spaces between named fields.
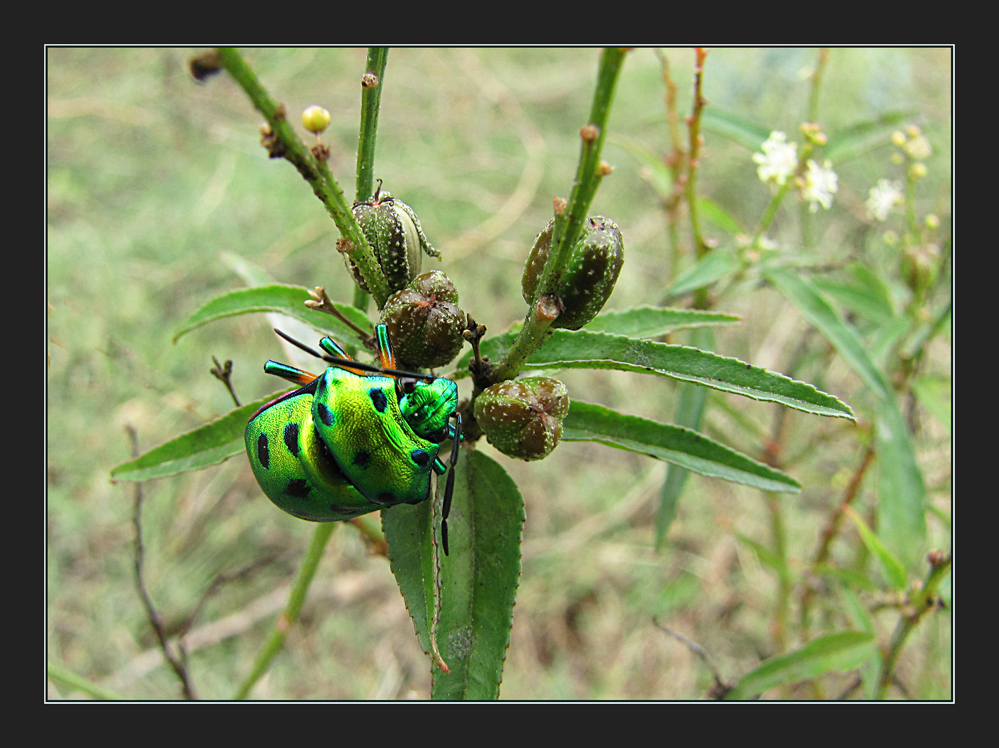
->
xmin=925 ymin=214 xmax=940 ymax=229
xmin=909 ymin=162 xmax=928 ymax=180
xmin=891 ymin=130 xmax=907 ymax=148
xmin=301 ymin=105 xmax=331 ymax=134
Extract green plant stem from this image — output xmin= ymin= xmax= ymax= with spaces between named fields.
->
xmin=686 ymin=50 xmax=708 ymax=256
xmin=356 ymin=47 xmax=389 ymax=203
xmin=546 ymin=48 xmax=627 ymax=294
xmin=352 ymin=47 xmax=389 ymax=312
xmin=215 ymin=47 xmax=391 ymax=308
xmin=47 ymin=661 xmax=125 ymax=701
xmin=806 ymin=49 xmax=828 ymax=124
xmin=493 ymin=48 xmax=626 ymax=384
xmin=875 ymin=552 xmax=951 ymax=699
xmin=233 ymin=522 xmax=337 ymax=699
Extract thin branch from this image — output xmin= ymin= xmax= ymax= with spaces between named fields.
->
xmin=127 ymin=425 xmax=197 ymax=700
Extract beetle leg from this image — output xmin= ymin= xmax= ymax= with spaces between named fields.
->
xmin=263 ymin=361 xmax=318 ymax=386
xmin=440 ymin=413 xmax=462 ymax=556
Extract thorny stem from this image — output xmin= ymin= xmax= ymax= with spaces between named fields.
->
xmin=214 ymin=48 xmax=391 ymax=307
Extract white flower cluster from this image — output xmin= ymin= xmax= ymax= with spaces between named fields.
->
xmin=803 ymin=159 xmax=838 ymax=213
xmin=865 ymin=179 xmax=904 ymax=222
xmin=753 ymin=131 xmax=838 ymax=212
xmin=752 ymin=131 xmax=798 ymax=186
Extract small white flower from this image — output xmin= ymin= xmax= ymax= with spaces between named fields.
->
xmin=753 ymin=131 xmax=798 ymax=186
xmin=802 ymin=159 xmax=838 ymax=212
xmin=865 ymin=179 xmax=903 ymax=221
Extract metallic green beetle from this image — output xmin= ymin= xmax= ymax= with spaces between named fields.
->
xmin=245 ymin=324 xmax=461 ymax=550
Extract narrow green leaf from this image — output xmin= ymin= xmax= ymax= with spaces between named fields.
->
xmin=608 ymin=134 xmax=674 ymax=197
xmin=563 ymin=401 xmax=801 ymax=493
xmin=843 ymin=506 xmax=908 ymax=591
xmin=737 ymin=532 xmax=792 ymax=583
xmin=824 ymin=109 xmax=915 ymax=163
xmin=487 ymin=329 xmax=853 ymax=420
xmin=384 ymin=450 xmax=525 ymax=700
xmin=724 ymin=631 xmax=877 ymax=700
xmin=811 ymin=263 xmax=896 ymax=326
xmin=701 ymin=108 xmax=772 ymax=150
xmin=173 ymin=284 xmax=371 ymax=344
xmin=910 ymin=375 xmax=952 ymax=430
xmin=656 ymin=379 xmax=707 ymax=549
xmin=110 ymin=397 xmax=276 ymax=481
xmin=583 ymin=306 xmax=740 ymax=338
xmin=696 ymin=196 xmax=745 ymax=235
xmin=656 ymin=327 xmax=712 ymax=550
xmin=431 ymin=450 xmax=525 ymax=700
xmin=662 ymin=247 xmax=739 ymax=302
xmin=873 ymin=399 xmax=927 ymax=570
xmin=764 ymin=268 xmax=893 ymax=401
xmin=382 ymin=499 xmax=436 ymax=665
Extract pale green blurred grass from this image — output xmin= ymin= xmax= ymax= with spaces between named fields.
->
xmin=47 ymin=47 xmax=951 ymax=700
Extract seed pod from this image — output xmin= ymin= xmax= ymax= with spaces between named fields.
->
xmin=521 ymin=216 xmax=624 ymax=330
xmin=473 ymin=377 xmax=569 ymax=461
xmin=347 ymin=185 xmax=441 ymax=294
xmin=380 ymin=271 xmax=465 ymax=369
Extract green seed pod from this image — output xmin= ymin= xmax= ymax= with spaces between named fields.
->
xmin=473 ymin=377 xmax=569 ymax=461
xmin=380 ymin=271 xmax=465 ymax=369
xmin=348 ymin=185 xmax=441 ymax=294
xmin=521 ymin=216 xmax=624 ymax=330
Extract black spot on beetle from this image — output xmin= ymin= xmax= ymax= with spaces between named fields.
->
xmin=411 ymin=448 xmax=431 ymax=468
xmin=370 ymin=387 xmax=388 ymax=413
xmin=257 ymin=433 xmax=270 ymax=469
xmin=353 ymin=450 xmax=372 ymax=468
xmin=317 ymin=402 xmax=335 ymax=427
xmin=375 ymin=491 xmax=397 ymax=505
xmin=284 ymin=422 xmax=300 ymax=456
xmin=285 ymin=479 xmax=311 ymax=498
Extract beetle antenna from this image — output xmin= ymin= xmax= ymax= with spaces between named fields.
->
xmin=273 ymin=328 xmax=437 ymax=383
xmin=273 ymin=329 xmax=327 ymax=360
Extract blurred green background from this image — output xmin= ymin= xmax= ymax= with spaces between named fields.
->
xmin=47 ymin=47 xmax=951 ymax=700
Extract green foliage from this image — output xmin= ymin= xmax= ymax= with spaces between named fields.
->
xmin=48 ymin=47 xmax=951 ymax=701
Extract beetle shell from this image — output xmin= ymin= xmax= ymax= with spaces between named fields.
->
xmin=245 ymin=384 xmax=380 ymax=521
xmin=312 ymin=366 xmax=440 ymax=507
xmin=245 ymin=325 xmax=461 ymax=523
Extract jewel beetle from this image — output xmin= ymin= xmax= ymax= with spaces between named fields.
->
xmin=245 ymin=324 xmax=462 ymax=553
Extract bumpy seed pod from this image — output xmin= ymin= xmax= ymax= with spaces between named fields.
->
xmin=380 ymin=271 xmax=465 ymax=369
xmin=521 ymin=216 xmax=624 ymax=330
xmin=473 ymin=377 xmax=569 ymax=461
xmin=347 ymin=185 xmax=441 ymax=294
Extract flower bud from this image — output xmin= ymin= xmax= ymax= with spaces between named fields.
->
xmin=301 ymin=105 xmax=331 ymax=134
xmin=347 ymin=185 xmax=441 ymax=294
xmin=473 ymin=377 xmax=569 ymax=461
xmin=380 ymin=271 xmax=465 ymax=368
xmin=522 ymin=216 xmax=624 ymax=330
